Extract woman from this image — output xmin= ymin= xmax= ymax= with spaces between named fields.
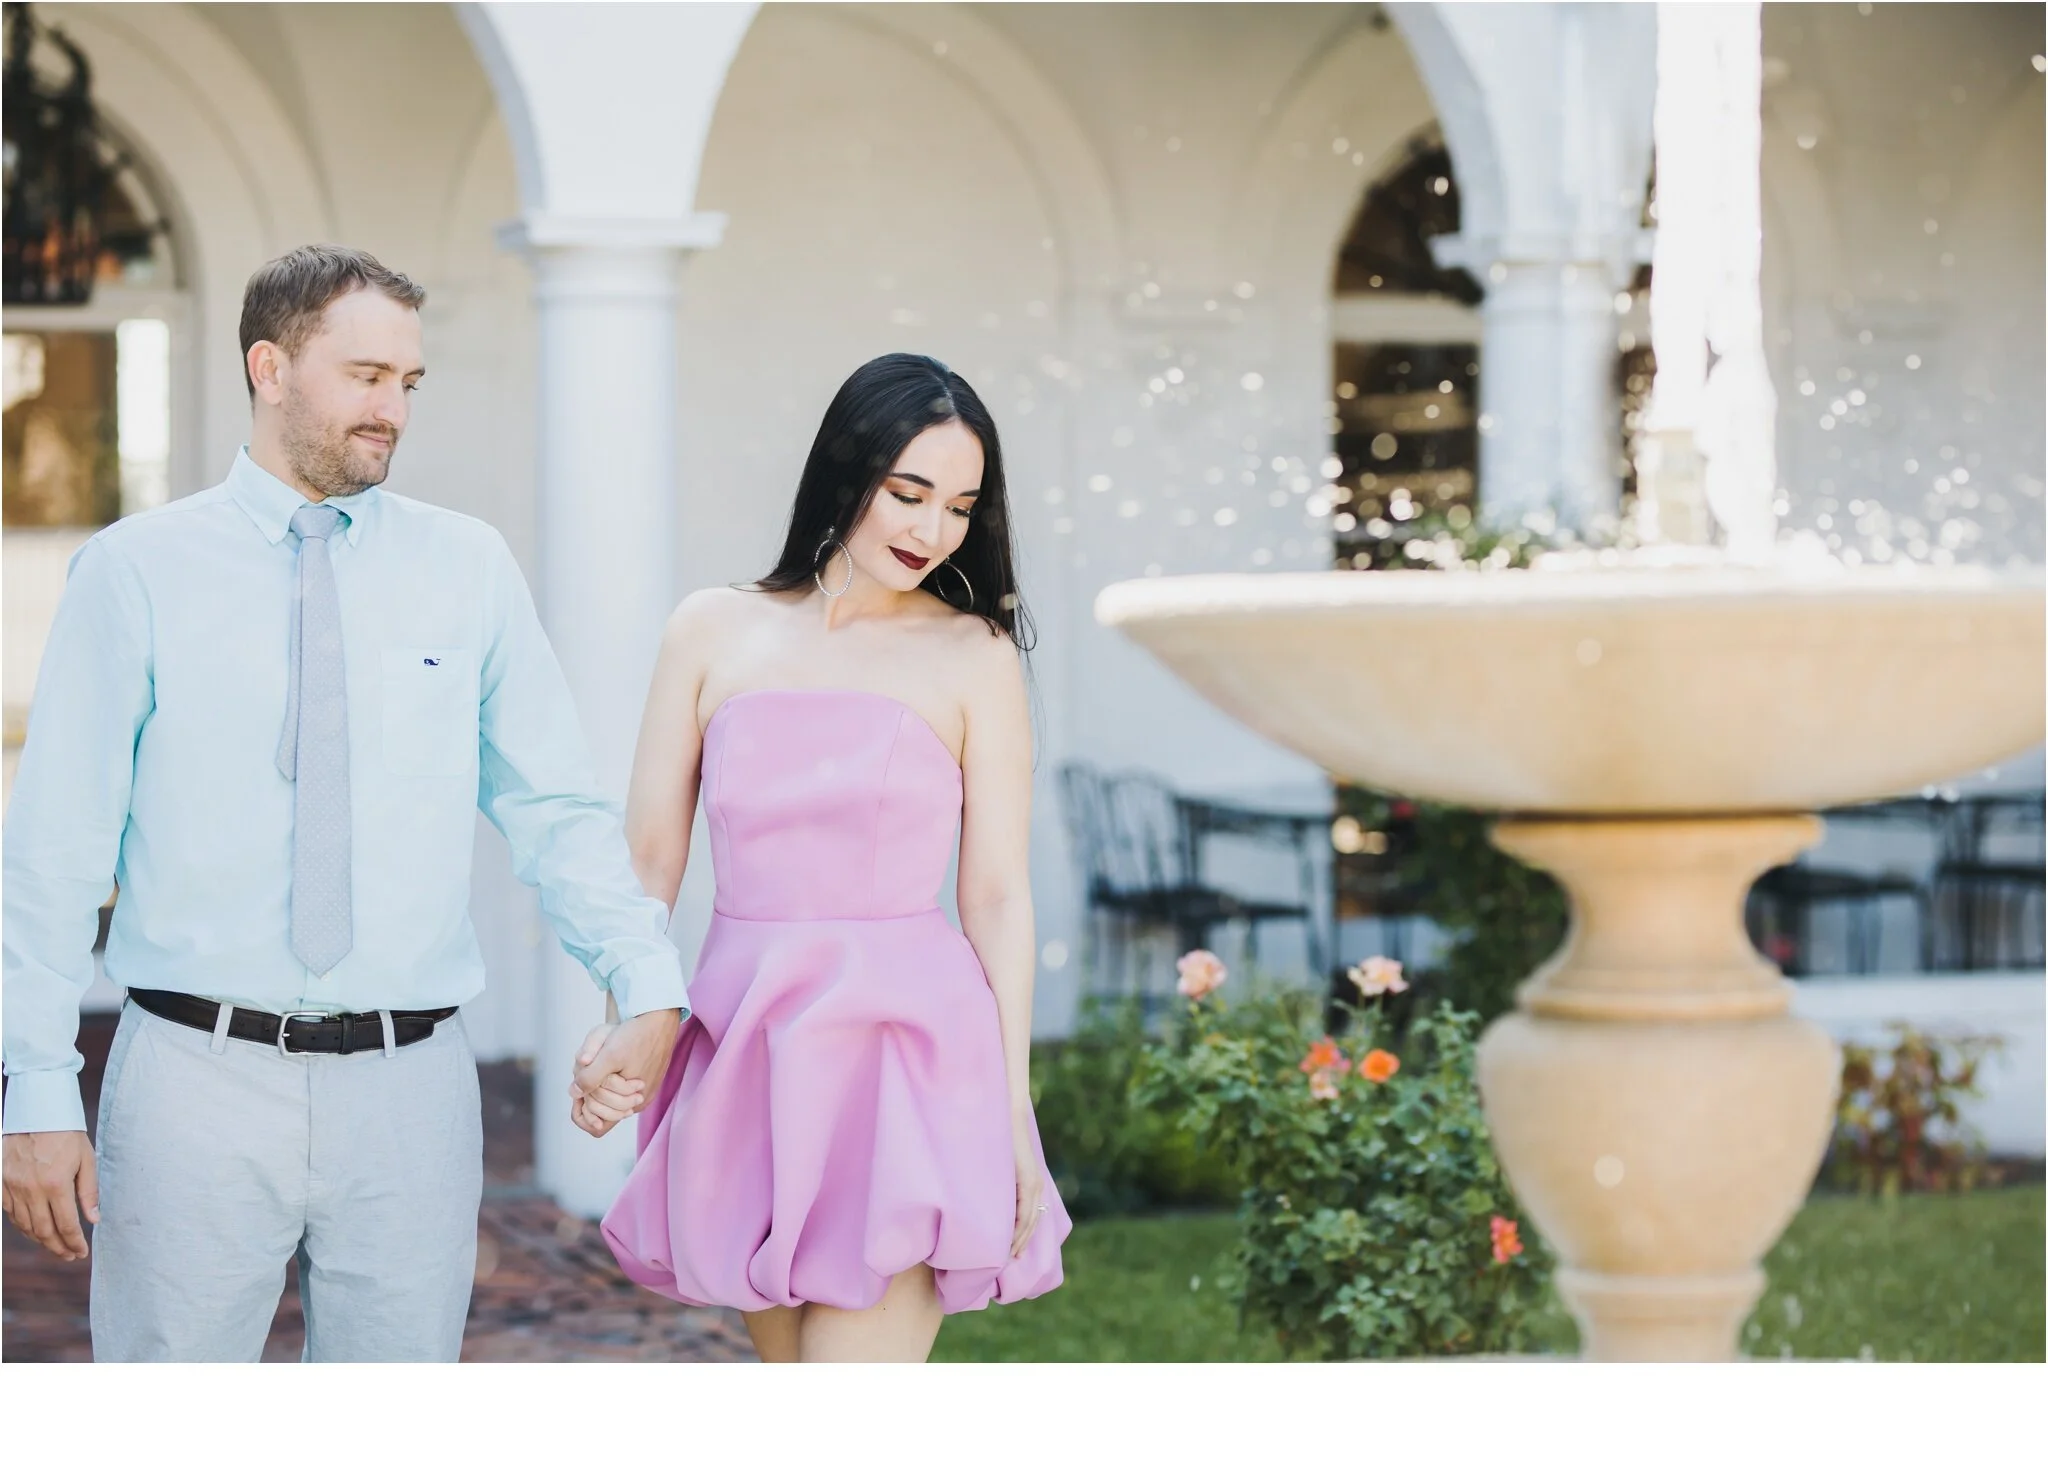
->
xmin=582 ymin=353 xmax=1070 ymax=1363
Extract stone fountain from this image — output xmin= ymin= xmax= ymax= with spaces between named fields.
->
xmin=1094 ymin=6 xmax=2046 ymax=1361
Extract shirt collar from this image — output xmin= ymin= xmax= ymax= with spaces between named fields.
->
xmin=226 ymin=446 xmax=376 ymax=547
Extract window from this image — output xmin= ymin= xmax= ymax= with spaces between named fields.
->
xmin=2 ymin=155 xmax=183 ymax=819
xmin=1329 ymin=131 xmax=1483 ymax=570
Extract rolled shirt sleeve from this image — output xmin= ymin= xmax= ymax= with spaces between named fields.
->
xmin=2 ymin=536 xmax=155 ymax=1134
xmin=473 ymin=532 xmax=688 ymax=1021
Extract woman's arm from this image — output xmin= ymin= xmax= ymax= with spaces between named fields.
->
xmin=622 ymin=591 xmax=720 ymax=913
xmin=954 ymin=633 xmax=1039 ymax=1136
xmin=569 ymin=591 xmax=718 ymax=1139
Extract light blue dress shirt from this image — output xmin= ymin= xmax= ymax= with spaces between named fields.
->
xmin=2 ymin=449 xmax=688 ymax=1134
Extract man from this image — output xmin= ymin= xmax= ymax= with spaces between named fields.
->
xmin=1 ymin=244 xmax=682 ymax=1361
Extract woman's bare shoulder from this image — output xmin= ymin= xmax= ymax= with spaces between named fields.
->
xmin=947 ymin=615 xmax=1025 ymax=711
xmin=664 ymin=583 xmax=778 ymax=640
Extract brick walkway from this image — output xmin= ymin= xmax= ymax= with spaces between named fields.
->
xmin=2 ymin=1015 xmax=755 ymax=1362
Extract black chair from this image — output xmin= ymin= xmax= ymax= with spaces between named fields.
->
xmin=1746 ymin=864 xmax=1925 ymax=976
xmin=1056 ymin=761 xmax=1322 ymax=999
xmin=1928 ymin=795 xmax=2045 ymax=971
xmin=1058 ymin=762 xmax=1142 ymax=990
xmin=1172 ymin=786 xmax=1328 ymax=979
xmin=1744 ymin=795 xmax=1939 ymax=976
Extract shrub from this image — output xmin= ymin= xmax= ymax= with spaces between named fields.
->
xmin=1832 ymin=1023 xmax=2004 ymax=1196
xmin=1031 ymin=995 xmax=1240 ymax=1219
xmin=1134 ymin=955 xmax=1551 ymax=1358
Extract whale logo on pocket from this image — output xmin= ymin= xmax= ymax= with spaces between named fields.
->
xmin=423 ymin=657 xmax=441 ymax=666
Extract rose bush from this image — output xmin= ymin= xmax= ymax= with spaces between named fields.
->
xmin=1134 ymin=955 xmax=1551 ymax=1359
xmin=1832 ymin=1023 xmax=2006 ymax=1196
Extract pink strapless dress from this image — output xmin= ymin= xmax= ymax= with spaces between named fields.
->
xmin=601 ymin=688 xmax=1071 ymax=1314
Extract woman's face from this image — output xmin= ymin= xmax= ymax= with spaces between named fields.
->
xmin=839 ymin=418 xmax=984 ymax=596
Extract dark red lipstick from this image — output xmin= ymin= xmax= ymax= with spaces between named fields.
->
xmin=890 ymin=548 xmax=930 ymax=571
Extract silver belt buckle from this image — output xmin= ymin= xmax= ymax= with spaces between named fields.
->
xmin=276 ymin=1009 xmax=329 ymax=1058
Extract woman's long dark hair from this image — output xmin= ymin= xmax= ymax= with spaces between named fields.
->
xmin=754 ymin=353 xmax=1034 ymax=651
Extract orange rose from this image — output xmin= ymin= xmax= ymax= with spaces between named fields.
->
xmin=1359 ymin=1048 xmax=1400 ymax=1084
xmin=1490 ymin=1215 xmax=1523 ymax=1265
xmin=1299 ymin=1037 xmax=1350 ymax=1075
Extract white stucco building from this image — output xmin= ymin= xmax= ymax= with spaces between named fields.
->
xmin=3 ymin=2 xmax=2041 ymax=1211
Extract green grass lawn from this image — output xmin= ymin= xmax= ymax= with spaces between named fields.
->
xmin=932 ymin=1185 xmax=2046 ymax=1362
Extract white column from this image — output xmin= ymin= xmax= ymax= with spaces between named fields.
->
xmin=1390 ymin=2 xmax=1657 ymax=538
xmin=1469 ymin=255 xmax=1634 ymax=535
xmin=502 ymin=214 xmax=724 ymax=1219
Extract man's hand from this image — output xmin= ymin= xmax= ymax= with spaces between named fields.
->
xmin=569 ymin=1008 xmax=681 ymax=1138
xmin=2 ymin=1131 xmax=99 ymax=1261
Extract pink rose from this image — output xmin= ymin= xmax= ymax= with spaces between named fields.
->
xmin=1176 ymin=949 xmax=1228 ymax=1000
xmin=1308 ymin=1069 xmax=1342 ymax=1102
xmin=1347 ymin=956 xmax=1407 ymax=998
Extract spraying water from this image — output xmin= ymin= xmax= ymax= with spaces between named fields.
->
xmin=1639 ymin=2 xmax=1780 ymax=561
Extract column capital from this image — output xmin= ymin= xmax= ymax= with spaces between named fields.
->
xmin=494 ymin=211 xmax=728 ymax=256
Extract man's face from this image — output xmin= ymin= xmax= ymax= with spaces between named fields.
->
xmin=270 ymin=288 xmax=424 ymax=498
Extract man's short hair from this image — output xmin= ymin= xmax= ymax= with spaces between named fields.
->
xmin=239 ymin=244 xmax=426 ymax=399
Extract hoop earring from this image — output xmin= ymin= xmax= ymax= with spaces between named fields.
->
xmin=937 ymin=558 xmax=975 ymax=612
xmin=813 ymin=533 xmax=853 ymax=598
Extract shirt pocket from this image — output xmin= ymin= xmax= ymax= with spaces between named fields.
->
xmin=381 ymin=647 xmax=478 ymax=777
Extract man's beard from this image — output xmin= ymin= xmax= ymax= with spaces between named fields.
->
xmin=280 ymin=390 xmax=396 ymax=499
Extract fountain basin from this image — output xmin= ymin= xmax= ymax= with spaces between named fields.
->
xmin=1097 ymin=562 xmax=2044 ymax=1359
xmin=1094 ymin=566 xmax=2045 ymax=815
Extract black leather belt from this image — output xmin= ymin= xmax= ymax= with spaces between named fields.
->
xmin=127 ymin=988 xmax=458 ymax=1056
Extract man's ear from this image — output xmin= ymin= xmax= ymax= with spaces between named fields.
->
xmin=247 ymin=340 xmax=288 ymax=407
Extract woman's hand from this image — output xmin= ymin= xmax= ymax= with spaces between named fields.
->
xmin=1009 ymin=1118 xmax=1046 ymax=1258
xmin=567 ymin=1020 xmax=648 ymax=1138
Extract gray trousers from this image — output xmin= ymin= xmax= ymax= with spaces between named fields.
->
xmin=90 ymin=1000 xmax=483 ymax=1362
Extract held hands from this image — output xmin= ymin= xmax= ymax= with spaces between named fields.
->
xmin=2 ymin=1131 xmax=100 ymax=1261
xmin=569 ymin=1005 xmax=682 ymax=1139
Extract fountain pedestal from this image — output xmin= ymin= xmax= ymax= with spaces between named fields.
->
xmin=1477 ymin=816 xmax=1839 ymax=1361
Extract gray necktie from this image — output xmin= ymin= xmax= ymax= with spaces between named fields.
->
xmin=275 ymin=502 xmax=353 ymax=975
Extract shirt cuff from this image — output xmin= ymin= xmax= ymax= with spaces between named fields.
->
xmin=603 ymin=951 xmax=691 ymax=1023
xmin=1 ymin=1070 xmax=89 ymax=1135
